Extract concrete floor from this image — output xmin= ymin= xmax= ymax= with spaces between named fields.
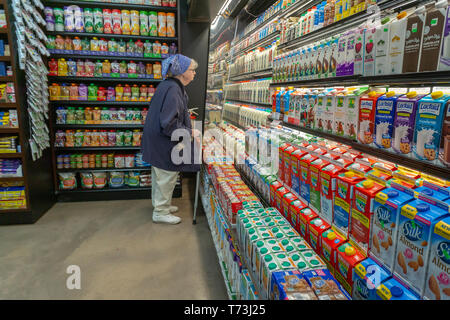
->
xmin=0 ymin=176 xmax=228 ymax=300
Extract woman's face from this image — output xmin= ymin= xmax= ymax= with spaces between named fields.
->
xmin=179 ymin=61 xmax=196 ymax=85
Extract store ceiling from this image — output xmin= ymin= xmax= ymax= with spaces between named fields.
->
xmin=186 ymin=0 xmax=224 ymax=22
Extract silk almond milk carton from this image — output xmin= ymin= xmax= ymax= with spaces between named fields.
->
xmin=394 ymin=196 xmax=449 ymax=297
xmin=424 ymin=216 xmax=450 ymax=300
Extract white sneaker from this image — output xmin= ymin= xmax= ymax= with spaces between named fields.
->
xmin=169 ymin=206 xmax=179 ymax=213
xmin=152 ymin=213 xmax=181 ymax=225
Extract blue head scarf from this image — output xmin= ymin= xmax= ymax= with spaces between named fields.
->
xmin=162 ymin=54 xmax=192 ymax=78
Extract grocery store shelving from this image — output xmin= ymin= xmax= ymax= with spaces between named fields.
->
xmin=49 ymin=53 xmax=165 ymax=63
xmin=43 ymin=0 xmax=177 ymax=11
xmin=0 ymin=127 xmax=19 ymax=133
xmin=0 ymin=102 xmax=18 ymax=109
xmin=225 ymin=99 xmax=272 ymax=108
xmin=229 ymin=68 xmax=272 ymax=81
xmin=46 ymin=31 xmax=178 ymax=42
xmin=0 ymin=176 xmax=24 ymax=183
xmin=56 ymin=167 xmax=151 ymax=173
xmin=54 ymin=124 xmax=144 ymax=129
xmin=278 ymin=121 xmax=450 ymax=178
xmin=55 ymin=146 xmax=141 ymax=151
xmin=47 ymin=76 xmax=163 ymax=83
xmin=49 ymin=101 xmax=150 ymax=106
xmin=0 ymin=55 xmax=11 ymax=61
xmin=230 ymin=31 xmax=280 ymax=60
xmin=0 ymin=152 xmax=22 ymax=158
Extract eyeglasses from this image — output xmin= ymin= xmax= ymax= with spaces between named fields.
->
xmin=188 ymin=69 xmax=196 ymax=72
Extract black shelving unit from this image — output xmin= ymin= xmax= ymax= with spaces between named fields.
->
xmin=43 ymin=0 xmax=178 ymax=12
xmin=49 ymin=101 xmax=150 ymax=106
xmin=46 ymin=31 xmax=178 ymax=42
xmin=229 ymin=68 xmax=272 ymax=81
xmin=47 ymin=76 xmax=163 ymax=83
xmin=50 ymin=53 xmax=165 ymax=63
xmin=55 ymin=146 xmax=141 ymax=151
xmin=225 ymin=99 xmax=272 ymax=108
xmin=54 ymin=124 xmax=144 ymax=129
xmin=56 ymin=167 xmax=151 ymax=173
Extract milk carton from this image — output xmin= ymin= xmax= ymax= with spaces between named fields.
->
xmin=345 ymin=29 xmax=356 ymax=76
xmin=438 ymin=3 xmax=450 ymax=71
xmin=301 ymin=249 xmax=328 ymax=270
xmin=283 ymin=145 xmax=297 ymax=187
xmin=333 ymin=91 xmax=347 ymax=136
xmin=321 ymin=229 xmax=347 ymax=275
xmin=298 ymin=207 xmax=318 ymax=242
xmin=314 ymin=89 xmax=329 ymax=131
xmin=370 ymin=186 xmax=415 ymax=273
xmin=308 ymin=217 xmax=331 ymax=255
xmin=260 ymin=253 xmax=283 ymax=299
xmin=330 ymin=36 xmax=339 ymax=77
xmin=309 ymin=158 xmax=330 ymax=214
xmin=307 ymin=89 xmax=320 ymax=128
xmin=423 ymin=216 xmax=450 ymax=300
xmin=336 ymin=32 xmax=348 ymax=76
xmin=335 ymin=242 xmax=366 ymax=295
xmin=299 ymin=153 xmax=318 ymax=204
xmin=403 ymin=5 xmax=427 ymax=73
xmin=376 ymin=277 xmax=420 ymax=300
xmin=373 ymin=91 xmax=403 ymax=150
xmin=354 ymin=26 xmax=365 ymax=75
xmin=364 ymin=25 xmax=377 ymax=76
xmin=345 ymin=86 xmax=369 ymax=139
xmin=440 ymin=97 xmax=450 ymax=167
xmin=392 ymin=91 xmax=427 ymax=156
xmin=388 ymin=11 xmax=410 ymax=75
xmin=290 ymin=149 xmax=307 ymax=196
xmin=320 ymin=163 xmax=346 ymax=225
xmin=352 ymin=258 xmax=391 ymax=300
xmin=375 ymin=16 xmax=392 ymax=75
xmin=419 ymin=0 xmax=449 ymax=72
xmin=413 ymin=91 xmax=450 ymax=164
xmin=358 ymin=91 xmax=385 ymax=145
xmin=394 ymin=197 xmax=449 ymax=297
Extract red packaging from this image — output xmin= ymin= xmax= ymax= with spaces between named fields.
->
xmin=349 ymin=178 xmax=385 ymax=256
xmin=335 ymin=243 xmax=366 ymax=295
xmin=319 ymin=163 xmax=346 ymax=225
xmin=278 ymin=143 xmax=291 ymax=182
xmin=298 ymin=207 xmax=318 ymax=242
xmin=290 ymin=149 xmax=307 ymax=196
xmin=358 ymin=91 xmax=384 ymax=145
xmin=320 ymin=229 xmax=347 ymax=275
xmin=275 ymin=186 xmax=289 ymax=213
xmin=97 ymin=87 xmax=107 ymax=101
xmin=288 ymin=199 xmax=307 ymax=231
xmin=308 ymin=157 xmax=330 ymax=215
xmin=299 ymin=153 xmax=318 ymax=204
xmin=270 ymin=181 xmax=283 ymax=207
xmin=48 ymin=59 xmax=58 ymax=76
xmin=281 ymin=192 xmax=298 ymax=220
xmin=308 ymin=217 xmax=331 ymax=255
xmin=283 ymin=145 xmax=297 ymax=187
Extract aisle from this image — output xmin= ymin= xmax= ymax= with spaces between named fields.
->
xmin=0 ymin=175 xmax=228 ymax=300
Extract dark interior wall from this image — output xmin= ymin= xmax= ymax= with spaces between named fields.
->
xmin=180 ymin=0 xmax=210 ymax=125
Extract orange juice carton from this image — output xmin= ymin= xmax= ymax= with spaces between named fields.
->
xmin=303 ymin=268 xmax=352 ymax=300
xmin=335 ymin=243 xmax=367 ymax=294
xmin=270 ymin=270 xmax=318 ymax=300
xmin=283 ymin=145 xmax=298 ymax=187
xmin=320 ymin=163 xmax=346 ymax=225
xmin=298 ymin=207 xmax=319 ymax=242
xmin=309 ymin=158 xmax=330 ymax=214
xmin=288 ymin=199 xmax=308 ymax=231
xmin=376 ymin=277 xmax=420 ymax=300
xmin=352 ymin=257 xmax=391 ymax=300
xmin=275 ymin=186 xmax=290 ymax=213
xmin=413 ymin=91 xmax=450 ymax=164
xmin=333 ymin=169 xmax=366 ymax=239
xmin=278 ymin=142 xmax=292 ymax=181
xmin=358 ymin=91 xmax=385 ymax=145
xmin=321 ymin=228 xmax=348 ymax=275
xmin=300 ymin=153 xmax=318 ymax=204
xmin=281 ymin=192 xmax=298 ymax=220
xmin=392 ymin=91 xmax=428 ymax=156
xmin=350 ymin=178 xmax=386 ymax=256
xmin=290 ymin=149 xmax=308 ymax=195
xmin=423 ymin=216 xmax=450 ymax=300
xmin=394 ymin=197 xmax=450 ymax=297
xmin=373 ymin=90 xmax=407 ymax=150
xmin=270 ymin=180 xmax=283 ymax=207
xmin=345 ymin=86 xmax=370 ymax=140
xmin=308 ymin=217 xmax=331 ymax=255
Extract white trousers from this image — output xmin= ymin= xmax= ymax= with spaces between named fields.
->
xmin=151 ymin=166 xmax=179 ymax=216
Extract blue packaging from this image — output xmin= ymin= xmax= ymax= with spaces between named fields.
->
xmin=373 ymin=91 xmax=403 ymax=149
xmin=302 ymin=268 xmax=352 ymax=300
xmin=376 ymin=278 xmax=420 ymax=300
xmin=352 ymin=258 xmax=391 ymax=300
xmin=270 ymin=270 xmax=318 ymax=300
xmin=414 ymin=186 xmax=450 ymax=202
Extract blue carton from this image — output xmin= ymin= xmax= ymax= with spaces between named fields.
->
xmin=302 ymin=268 xmax=351 ymax=300
xmin=270 ymin=270 xmax=318 ymax=300
xmin=373 ymin=92 xmax=403 ymax=150
xmin=352 ymin=258 xmax=391 ymax=300
xmin=414 ymin=186 xmax=450 ymax=202
xmin=376 ymin=278 xmax=420 ymax=300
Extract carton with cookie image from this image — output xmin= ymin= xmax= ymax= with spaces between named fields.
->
xmin=358 ymin=91 xmax=385 ymax=145
xmin=423 ymin=216 xmax=450 ymax=300
xmin=370 ymin=185 xmax=415 ymax=273
xmin=394 ymin=196 xmax=449 ymax=297
xmin=412 ymin=91 xmax=450 ymax=164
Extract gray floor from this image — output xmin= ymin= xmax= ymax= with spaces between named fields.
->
xmin=0 ymin=176 xmax=228 ymax=300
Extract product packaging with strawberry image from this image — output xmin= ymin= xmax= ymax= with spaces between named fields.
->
xmin=394 ymin=196 xmax=449 ymax=297
xmin=321 ymin=229 xmax=347 ymax=275
xmin=424 ymin=216 xmax=450 ymax=300
xmin=335 ymin=242 xmax=366 ymax=295
xmin=358 ymin=91 xmax=385 ymax=145
xmin=354 ymin=27 xmax=365 ymax=75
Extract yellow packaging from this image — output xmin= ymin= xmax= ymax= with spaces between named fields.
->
xmin=166 ymin=13 xmax=175 ymax=37
xmin=130 ymin=10 xmax=140 ymax=35
xmin=57 ymin=58 xmax=68 ymax=76
xmin=158 ymin=12 xmax=167 ymax=37
xmin=121 ymin=10 xmax=131 ymax=35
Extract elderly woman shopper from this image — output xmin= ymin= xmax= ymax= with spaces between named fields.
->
xmin=142 ymin=54 xmax=200 ymax=225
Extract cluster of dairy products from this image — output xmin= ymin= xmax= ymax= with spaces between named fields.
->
xmin=224 ymin=80 xmax=272 ymax=105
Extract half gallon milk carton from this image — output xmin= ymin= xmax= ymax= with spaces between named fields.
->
xmin=394 ymin=197 xmax=449 ymax=297
xmin=419 ymin=0 xmax=448 ymax=72
xmin=438 ymin=3 xmax=450 ymax=71
xmin=413 ymin=91 xmax=450 ymax=164
xmin=375 ymin=16 xmax=393 ymax=75
xmin=373 ymin=91 xmax=404 ymax=150
xmin=388 ymin=11 xmax=411 ymax=75
xmin=333 ymin=91 xmax=347 ymax=136
xmin=364 ymin=25 xmax=377 ymax=76
xmin=440 ymin=97 xmax=450 ymax=167
xmin=402 ymin=5 xmax=427 ymax=73
xmin=423 ymin=216 xmax=450 ymax=300
xmin=358 ymin=91 xmax=385 ymax=145
xmin=352 ymin=257 xmax=391 ymax=300
xmin=370 ymin=185 xmax=415 ymax=272
xmin=345 ymin=86 xmax=369 ymax=139
xmin=376 ymin=277 xmax=420 ymax=300
xmin=392 ymin=91 xmax=427 ymax=156
xmin=354 ymin=25 xmax=366 ymax=75
xmin=336 ymin=32 xmax=348 ymax=77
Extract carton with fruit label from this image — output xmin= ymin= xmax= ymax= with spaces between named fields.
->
xmin=370 ymin=185 xmax=415 ymax=273
xmin=308 ymin=217 xmax=331 ymax=255
xmin=298 ymin=207 xmax=319 ymax=242
xmin=350 ymin=178 xmax=386 ymax=256
xmin=309 ymin=158 xmax=330 ymax=214
xmin=354 ymin=27 xmax=365 ymax=75
xmin=335 ymin=242 xmax=366 ymax=295
xmin=394 ymin=196 xmax=449 ymax=297
xmin=424 ymin=216 xmax=450 ymax=300
xmin=376 ymin=277 xmax=420 ymax=300
xmin=352 ymin=258 xmax=391 ymax=300
xmin=363 ymin=25 xmax=377 ymax=76
xmin=321 ymin=229 xmax=347 ymax=275
xmin=278 ymin=143 xmax=291 ymax=181
xmin=300 ymin=153 xmax=318 ymax=204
